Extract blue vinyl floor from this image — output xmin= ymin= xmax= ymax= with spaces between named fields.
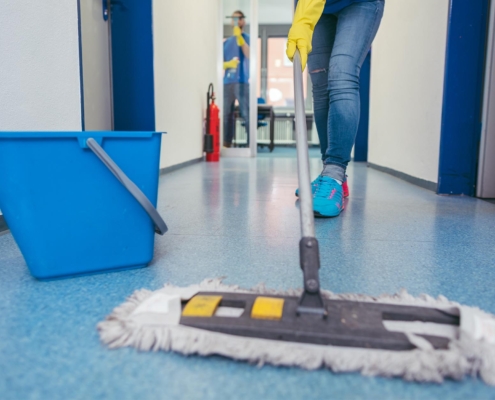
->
xmin=1 ymin=147 xmax=495 ymax=399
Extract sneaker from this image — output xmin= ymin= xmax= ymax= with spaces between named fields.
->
xmin=342 ymin=176 xmax=349 ymax=198
xmin=296 ymin=176 xmax=349 ymax=198
xmin=313 ymin=176 xmax=344 ymax=217
xmin=295 ymin=176 xmax=321 ymax=197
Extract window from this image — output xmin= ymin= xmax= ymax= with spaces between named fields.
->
xmin=266 ymin=38 xmax=308 ymax=108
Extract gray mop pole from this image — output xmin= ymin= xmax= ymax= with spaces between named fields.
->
xmin=293 ymin=51 xmax=315 ymax=239
xmin=293 ymin=50 xmax=326 ymax=316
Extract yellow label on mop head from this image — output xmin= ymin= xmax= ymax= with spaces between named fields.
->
xmin=251 ymin=297 xmax=284 ymax=320
xmin=182 ymin=295 xmax=223 ymax=317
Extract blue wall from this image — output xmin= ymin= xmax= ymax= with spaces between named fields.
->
xmin=438 ymin=0 xmax=490 ymax=195
xmin=110 ymin=0 xmax=155 ymax=131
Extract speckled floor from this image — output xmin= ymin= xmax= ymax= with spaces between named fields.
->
xmin=1 ymin=147 xmax=495 ymax=399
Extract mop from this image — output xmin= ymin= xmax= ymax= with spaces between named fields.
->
xmin=98 ymin=51 xmax=495 ymax=385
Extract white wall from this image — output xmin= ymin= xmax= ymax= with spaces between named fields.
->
xmin=259 ymin=0 xmax=293 ymax=24
xmin=224 ymin=0 xmax=292 ymax=24
xmin=0 ymin=0 xmax=82 ymax=131
xmin=368 ymin=0 xmax=450 ymax=183
xmin=153 ymin=0 xmax=221 ymax=169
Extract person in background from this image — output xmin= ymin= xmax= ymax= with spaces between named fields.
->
xmin=287 ymin=0 xmax=384 ymax=217
xmin=223 ymin=10 xmax=250 ymax=148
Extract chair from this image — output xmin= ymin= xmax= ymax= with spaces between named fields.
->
xmin=234 ymin=98 xmax=275 ymax=151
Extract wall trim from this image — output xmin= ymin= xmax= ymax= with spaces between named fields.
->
xmin=368 ymin=162 xmax=438 ymax=192
xmin=0 ymin=215 xmax=8 ymax=234
xmin=160 ymin=157 xmax=203 ymax=175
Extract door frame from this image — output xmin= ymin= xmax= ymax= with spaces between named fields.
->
xmin=77 ymin=0 xmax=114 ymax=131
xmin=477 ymin=0 xmax=495 ymax=198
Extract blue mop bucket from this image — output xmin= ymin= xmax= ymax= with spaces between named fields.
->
xmin=0 ymin=131 xmax=167 ymax=279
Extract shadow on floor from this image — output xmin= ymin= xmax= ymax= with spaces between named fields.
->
xmin=0 ymin=215 xmax=7 ymax=233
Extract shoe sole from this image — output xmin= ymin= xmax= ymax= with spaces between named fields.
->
xmin=314 ymin=201 xmax=346 ymax=218
xmin=314 ymin=209 xmax=343 ymax=218
xmin=295 ymin=190 xmax=350 ymax=198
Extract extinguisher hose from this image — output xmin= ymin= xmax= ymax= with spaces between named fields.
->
xmin=206 ymin=84 xmax=215 ymax=132
xmin=205 ymin=83 xmax=215 ymax=153
xmin=207 ymin=83 xmax=214 ymax=105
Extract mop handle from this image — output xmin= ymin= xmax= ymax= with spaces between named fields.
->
xmin=293 ymin=50 xmax=316 ymax=238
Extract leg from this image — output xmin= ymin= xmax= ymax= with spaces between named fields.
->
xmin=223 ymin=84 xmax=236 ymax=145
xmin=308 ymin=14 xmax=337 ymax=161
xmin=294 ymin=15 xmax=337 ymax=199
xmin=323 ymin=0 xmax=385 ymax=181
xmin=236 ymin=83 xmax=250 ymax=145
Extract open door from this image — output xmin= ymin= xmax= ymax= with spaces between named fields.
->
xmin=79 ymin=0 xmax=113 ymax=131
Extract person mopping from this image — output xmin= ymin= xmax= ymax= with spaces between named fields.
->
xmin=287 ymin=0 xmax=384 ymax=217
xmin=223 ymin=10 xmax=250 ymax=148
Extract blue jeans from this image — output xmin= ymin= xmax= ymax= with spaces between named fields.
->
xmin=309 ymin=0 xmax=384 ymax=181
xmin=224 ymin=83 xmax=250 ymax=145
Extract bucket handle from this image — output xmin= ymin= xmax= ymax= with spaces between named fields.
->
xmin=86 ymin=138 xmax=168 ymax=235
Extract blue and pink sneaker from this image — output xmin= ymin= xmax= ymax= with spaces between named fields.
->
xmin=312 ymin=176 xmax=345 ymax=217
xmin=295 ymin=176 xmax=349 ymax=198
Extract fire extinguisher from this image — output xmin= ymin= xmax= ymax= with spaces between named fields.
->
xmin=205 ymin=83 xmax=220 ymax=162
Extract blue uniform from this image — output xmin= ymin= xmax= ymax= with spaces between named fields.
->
xmin=223 ymin=33 xmax=250 ymax=84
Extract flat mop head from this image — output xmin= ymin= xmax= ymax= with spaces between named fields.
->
xmin=181 ymin=291 xmax=458 ymax=351
xmin=98 ymin=279 xmax=495 ymax=385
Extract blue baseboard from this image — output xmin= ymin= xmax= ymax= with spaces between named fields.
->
xmin=368 ymin=163 xmax=438 ymax=192
xmin=160 ymin=157 xmax=203 ymax=175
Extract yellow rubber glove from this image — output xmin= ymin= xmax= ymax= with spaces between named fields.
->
xmin=233 ymin=26 xmax=245 ymax=47
xmin=286 ymin=0 xmax=326 ymax=71
xmin=223 ymin=58 xmax=240 ymax=70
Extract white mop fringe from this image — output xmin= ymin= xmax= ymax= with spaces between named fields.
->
xmin=97 ymin=278 xmax=495 ymax=385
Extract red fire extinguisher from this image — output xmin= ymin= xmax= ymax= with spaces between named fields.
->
xmin=205 ymin=83 xmax=220 ymax=162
